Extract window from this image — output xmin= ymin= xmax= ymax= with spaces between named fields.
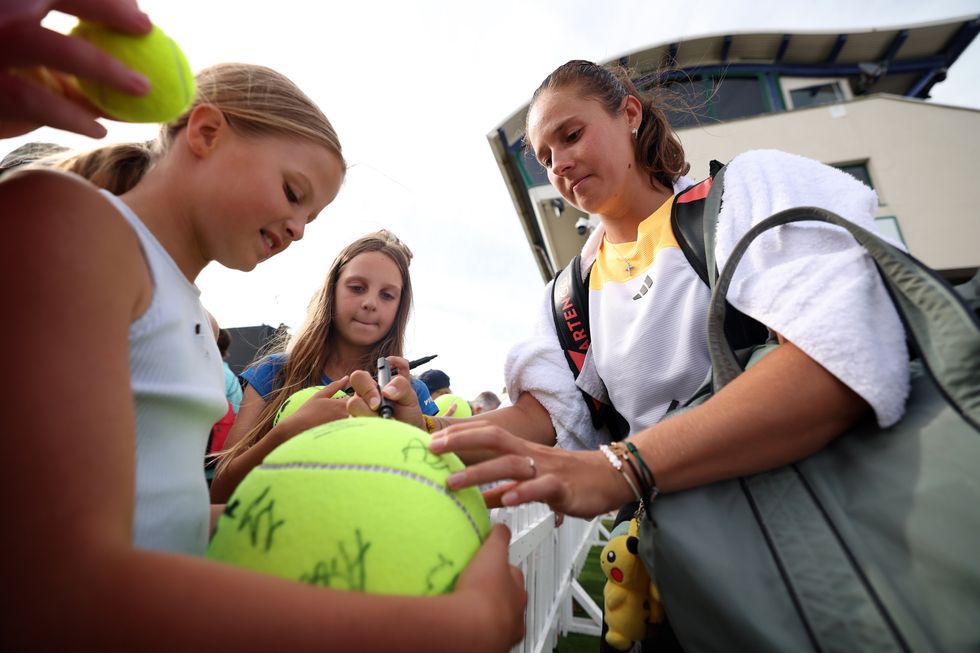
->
xmin=874 ymin=216 xmax=906 ymax=246
xmin=662 ymin=75 xmax=770 ymax=129
xmin=663 ymin=78 xmax=711 ymax=129
xmin=781 ymin=77 xmax=852 ymax=110
xmin=516 ymin=149 xmax=550 ymax=188
xmin=711 ymin=77 xmax=769 ymax=121
xmin=834 ymin=162 xmax=873 ymax=188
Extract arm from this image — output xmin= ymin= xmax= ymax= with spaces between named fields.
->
xmin=210 ymin=378 xmax=350 ymax=503
xmin=348 ymin=367 xmax=556 ymax=462
xmin=221 ymin=384 xmax=266 ymax=451
xmin=0 ymin=171 xmax=525 ymax=652
xmin=433 ymin=340 xmax=868 ymax=518
xmin=434 ymin=393 xmax=557 ymax=463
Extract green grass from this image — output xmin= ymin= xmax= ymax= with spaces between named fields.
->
xmin=553 ymin=533 xmax=608 ymax=652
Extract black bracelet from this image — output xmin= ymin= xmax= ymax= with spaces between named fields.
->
xmin=621 ymin=454 xmax=649 ymax=502
xmin=626 ymin=441 xmax=659 ymax=501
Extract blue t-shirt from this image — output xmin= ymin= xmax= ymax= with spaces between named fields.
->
xmin=241 ymin=353 xmax=439 ymax=416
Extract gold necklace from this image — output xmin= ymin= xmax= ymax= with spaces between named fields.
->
xmin=606 ymin=237 xmax=636 ymax=276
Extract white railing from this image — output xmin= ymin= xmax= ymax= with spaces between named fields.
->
xmin=492 ymin=505 xmax=612 ymax=653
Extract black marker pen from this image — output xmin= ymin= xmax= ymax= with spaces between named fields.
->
xmin=376 ymin=357 xmax=395 ymax=419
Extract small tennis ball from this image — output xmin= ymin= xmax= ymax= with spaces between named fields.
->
xmin=207 ymin=417 xmax=490 ymax=595
xmin=273 ymin=386 xmax=348 ymax=426
xmin=70 ymin=21 xmax=194 ymax=123
xmin=435 ymin=393 xmax=472 ymax=418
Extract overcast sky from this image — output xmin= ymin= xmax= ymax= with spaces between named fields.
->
xmin=7 ymin=0 xmax=980 ymax=399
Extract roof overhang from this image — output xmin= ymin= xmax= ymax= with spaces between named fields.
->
xmin=488 ymin=15 xmax=979 ymax=281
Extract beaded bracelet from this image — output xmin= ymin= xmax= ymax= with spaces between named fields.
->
xmin=609 ymin=441 xmax=651 ymax=501
xmin=599 ymin=444 xmax=643 ymax=503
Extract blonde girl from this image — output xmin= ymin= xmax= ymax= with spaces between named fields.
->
xmin=0 ymin=61 xmax=524 ymax=651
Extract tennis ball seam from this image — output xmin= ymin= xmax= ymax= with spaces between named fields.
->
xmin=259 ymin=462 xmax=484 ymax=540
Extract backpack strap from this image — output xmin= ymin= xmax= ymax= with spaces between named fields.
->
xmin=671 ymin=177 xmax=712 ymax=286
xmin=552 ymin=256 xmax=601 ymax=426
xmin=672 ymin=162 xmax=770 ymax=350
xmin=551 ymin=257 xmax=629 ymax=438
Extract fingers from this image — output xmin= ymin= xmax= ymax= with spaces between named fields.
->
xmin=348 ymin=370 xmax=419 ymax=419
xmin=347 ymin=369 xmax=379 ymax=411
xmin=386 ymin=355 xmax=409 ymax=378
xmin=482 ymin=523 xmax=511 ymax=553
xmin=1 ymin=23 xmax=149 ymax=96
xmin=429 ymin=421 xmax=523 ymax=457
xmin=481 ymin=482 xmax=517 ymax=509
xmin=464 ymin=524 xmax=525 ymax=594
xmin=0 ymin=1 xmax=48 ymax=28
xmin=446 ymin=452 xmax=534 ymax=491
xmin=500 ymin=475 xmax=565 ymax=507
xmin=444 ymin=401 xmax=458 ymax=417
xmin=382 ymin=374 xmax=419 ymax=407
xmin=0 ymin=71 xmax=104 ymax=137
xmin=55 ymin=0 xmax=153 ymax=35
xmin=317 ymin=376 xmax=350 ymax=399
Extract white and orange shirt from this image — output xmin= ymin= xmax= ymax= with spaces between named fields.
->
xmin=587 ymin=196 xmax=712 ymax=433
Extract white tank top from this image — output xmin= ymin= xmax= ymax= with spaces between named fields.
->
xmin=102 ymin=191 xmax=227 ymax=555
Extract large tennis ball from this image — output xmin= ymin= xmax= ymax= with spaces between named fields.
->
xmin=273 ymin=386 xmax=349 ymax=426
xmin=435 ymin=393 xmax=472 ymax=418
xmin=207 ymin=417 xmax=490 ymax=595
xmin=70 ymin=21 xmax=194 ymax=122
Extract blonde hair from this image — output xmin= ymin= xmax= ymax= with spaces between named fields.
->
xmin=216 ymin=230 xmax=415 ymax=472
xmin=55 ymin=62 xmax=345 ymax=190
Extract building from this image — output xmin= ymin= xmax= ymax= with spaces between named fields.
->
xmin=224 ymin=324 xmax=287 ymax=375
xmin=488 ymin=15 xmax=980 ymax=283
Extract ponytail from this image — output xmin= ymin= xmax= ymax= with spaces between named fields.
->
xmin=527 ymin=60 xmax=691 ymax=189
xmin=54 ymin=140 xmax=156 ymax=194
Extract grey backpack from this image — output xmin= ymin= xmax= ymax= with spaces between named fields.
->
xmin=641 ymin=168 xmax=980 ymax=653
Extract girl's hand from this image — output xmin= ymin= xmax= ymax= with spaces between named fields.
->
xmin=347 ymin=357 xmax=424 ymax=429
xmin=429 ymin=421 xmax=632 ymax=519
xmin=0 ymin=0 xmax=152 ymax=138
xmin=450 ymin=524 xmax=526 ymax=651
xmin=270 ymin=376 xmax=351 ymax=441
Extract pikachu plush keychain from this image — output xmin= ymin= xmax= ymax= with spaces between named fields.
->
xmin=599 ymin=511 xmax=664 ymax=650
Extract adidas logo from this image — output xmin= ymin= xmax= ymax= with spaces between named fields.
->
xmin=632 ymin=275 xmax=653 ymax=301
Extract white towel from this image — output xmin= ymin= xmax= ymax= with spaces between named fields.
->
xmin=506 ymin=149 xmax=909 ymax=451
xmin=504 ymin=309 xmax=602 ymax=451
xmin=717 ymin=150 xmax=908 ymax=426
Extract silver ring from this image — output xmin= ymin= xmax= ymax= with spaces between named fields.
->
xmin=527 ymin=456 xmax=537 ymax=478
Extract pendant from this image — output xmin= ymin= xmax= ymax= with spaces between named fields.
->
xmin=624 ymin=260 xmax=633 ymax=275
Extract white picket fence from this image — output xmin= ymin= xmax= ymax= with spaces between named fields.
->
xmin=491 ymin=505 xmax=613 ymax=653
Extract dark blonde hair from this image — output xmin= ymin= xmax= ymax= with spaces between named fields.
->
xmin=56 ymin=62 xmax=345 ymax=190
xmin=216 ymin=230 xmax=414 ymax=471
xmin=526 ymin=59 xmax=690 ymax=189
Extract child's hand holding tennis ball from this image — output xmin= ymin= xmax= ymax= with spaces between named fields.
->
xmin=0 ymin=0 xmax=176 ymax=137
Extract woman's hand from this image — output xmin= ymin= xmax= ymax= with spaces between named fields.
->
xmin=347 ymin=356 xmax=424 ymax=429
xmin=429 ymin=421 xmax=632 ymax=519
xmin=0 ymin=0 xmax=152 ymax=138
